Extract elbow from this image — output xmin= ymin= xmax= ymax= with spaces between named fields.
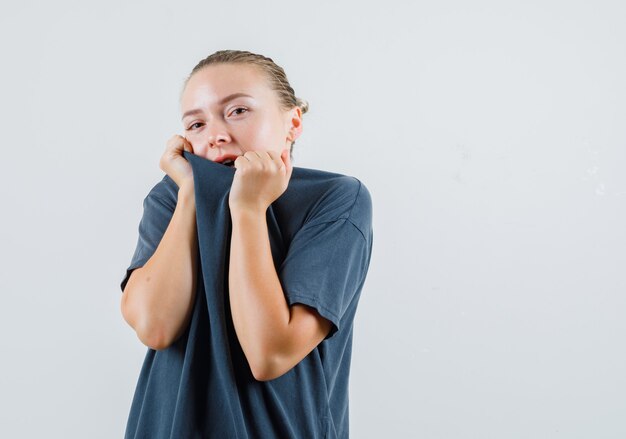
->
xmin=251 ymin=365 xmax=274 ymax=382
xmin=137 ymin=320 xmax=174 ymax=351
xmin=250 ymin=363 xmax=280 ymax=382
xmin=243 ymin=334 xmax=298 ymax=381
xmin=123 ymin=301 xmax=173 ymax=350
xmin=249 ymin=352 xmax=291 ymax=382
xmin=121 ymin=285 xmax=175 ymax=351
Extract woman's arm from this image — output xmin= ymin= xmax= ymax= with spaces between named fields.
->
xmin=121 ymin=181 xmax=198 ymax=350
xmin=229 ymin=206 xmax=333 ymax=382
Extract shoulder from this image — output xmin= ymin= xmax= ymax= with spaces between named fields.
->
xmin=345 ymin=177 xmax=373 ymax=241
xmin=143 ymin=174 xmax=178 ymax=212
xmin=292 ymin=167 xmax=372 ymax=240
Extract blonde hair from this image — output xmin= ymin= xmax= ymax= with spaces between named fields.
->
xmin=180 ymin=49 xmax=309 ymax=154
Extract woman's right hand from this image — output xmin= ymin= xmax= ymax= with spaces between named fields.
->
xmin=159 ymin=135 xmax=194 ymax=190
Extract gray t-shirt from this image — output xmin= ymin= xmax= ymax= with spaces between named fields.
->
xmin=120 ymin=151 xmax=373 ymax=438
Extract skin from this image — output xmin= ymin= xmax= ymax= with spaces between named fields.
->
xmin=166 ymin=63 xmax=333 ymax=380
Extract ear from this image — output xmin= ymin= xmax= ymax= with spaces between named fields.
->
xmin=286 ymin=106 xmax=303 ymax=143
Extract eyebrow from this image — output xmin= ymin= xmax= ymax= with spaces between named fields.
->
xmin=181 ymin=93 xmax=254 ymax=120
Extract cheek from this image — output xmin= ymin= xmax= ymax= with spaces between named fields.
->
xmin=241 ymin=119 xmax=280 ymax=149
xmin=182 ymin=132 xmax=206 ymax=156
xmin=185 ymin=130 xmax=201 ymax=141
xmin=184 ymin=132 xmax=200 ymax=147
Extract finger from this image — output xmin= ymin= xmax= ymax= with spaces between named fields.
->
xmin=252 ymin=150 xmax=265 ymax=164
xmin=182 ymin=136 xmax=191 ymax=150
xmin=281 ymin=149 xmax=292 ymax=178
xmin=234 ymin=155 xmax=247 ymax=169
xmin=266 ymin=150 xmax=281 ymax=167
xmin=270 ymin=150 xmax=288 ymax=169
xmin=182 ymin=138 xmax=193 ymax=153
xmin=243 ymin=151 xmax=257 ymax=161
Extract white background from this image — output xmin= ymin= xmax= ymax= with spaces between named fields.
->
xmin=1 ymin=1 xmax=624 ymax=438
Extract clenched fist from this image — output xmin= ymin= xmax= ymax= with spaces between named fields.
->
xmin=228 ymin=149 xmax=293 ymax=213
xmin=159 ymin=135 xmax=195 ymax=189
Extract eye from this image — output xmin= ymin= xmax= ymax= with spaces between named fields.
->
xmin=229 ymin=107 xmax=248 ymax=117
xmin=186 ymin=122 xmax=203 ymax=131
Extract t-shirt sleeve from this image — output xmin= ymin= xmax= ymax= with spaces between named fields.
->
xmin=278 ymin=215 xmax=372 ymax=340
xmin=120 ymin=190 xmax=176 ymax=293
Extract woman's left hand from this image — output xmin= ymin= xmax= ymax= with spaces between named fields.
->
xmin=228 ymin=149 xmax=293 ymax=213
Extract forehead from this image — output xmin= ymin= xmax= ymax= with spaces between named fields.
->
xmin=181 ymin=63 xmax=274 ymax=108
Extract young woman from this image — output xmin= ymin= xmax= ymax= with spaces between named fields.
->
xmin=120 ymin=50 xmax=373 ymax=438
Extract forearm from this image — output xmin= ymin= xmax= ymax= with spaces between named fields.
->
xmin=122 ymin=181 xmax=198 ymax=350
xmin=228 ymin=207 xmax=291 ymax=378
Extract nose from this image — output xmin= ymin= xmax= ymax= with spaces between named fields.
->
xmin=206 ymin=120 xmax=231 ymax=149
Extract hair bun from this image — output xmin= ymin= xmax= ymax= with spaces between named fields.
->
xmin=296 ymin=97 xmax=309 ymax=115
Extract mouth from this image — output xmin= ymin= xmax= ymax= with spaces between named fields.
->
xmin=215 ymin=154 xmax=239 ymax=167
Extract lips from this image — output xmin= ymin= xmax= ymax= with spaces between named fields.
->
xmin=215 ymin=154 xmax=240 ymax=167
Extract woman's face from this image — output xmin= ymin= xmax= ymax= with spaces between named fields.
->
xmin=180 ymin=63 xmax=302 ymax=164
